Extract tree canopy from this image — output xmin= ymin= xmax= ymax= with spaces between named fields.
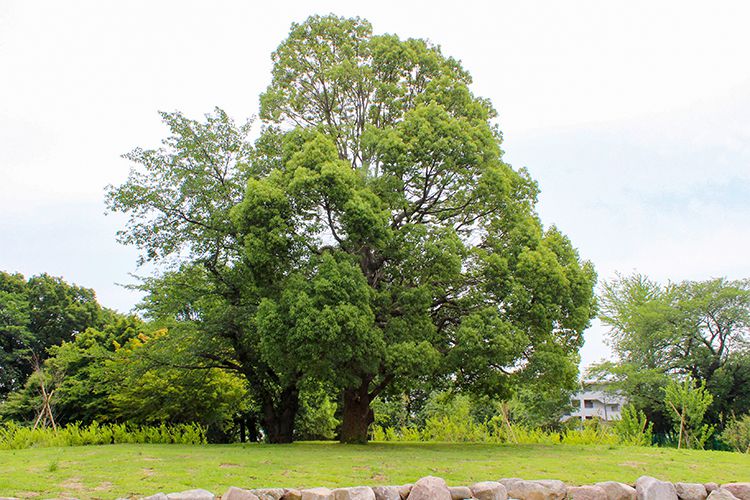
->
xmin=106 ymin=14 xmax=597 ymax=443
xmin=0 ymin=271 xmax=110 ymax=399
xmin=595 ymin=273 xmax=750 ymax=433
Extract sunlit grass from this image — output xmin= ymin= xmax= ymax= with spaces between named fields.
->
xmin=0 ymin=442 xmax=748 ymax=499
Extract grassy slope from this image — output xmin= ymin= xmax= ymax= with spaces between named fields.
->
xmin=0 ymin=442 xmax=748 ymax=499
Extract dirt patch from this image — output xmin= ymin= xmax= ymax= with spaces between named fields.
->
xmin=59 ymin=477 xmax=84 ymax=491
xmin=142 ymin=457 xmax=162 ymax=462
xmin=141 ymin=468 xmax=155 ymax=477
xmin=220 ymin=463 xmax=241 ymax=469
xmin=17 ymin=492 xmax=40 ymax=498
xmin=94 ymin=481 xmax=113 ymax=491
xmin=370 ymin=474 xmax=388 ymax=482
xmin=619 ymin=461 xmax=647 ymax=469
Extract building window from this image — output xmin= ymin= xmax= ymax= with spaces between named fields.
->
xmin=611 ymin=404 xmax=620 ymax=411
xmin=584 ymin=400 xmax=594 ymax=409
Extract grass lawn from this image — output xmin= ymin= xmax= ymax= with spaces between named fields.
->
xmin=0 ymin=442 xmax=748 ymax=499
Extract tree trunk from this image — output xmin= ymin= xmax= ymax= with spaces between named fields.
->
xmin=340 ymin=379 xmax=374 ymax=444
xmin=247 ymin=414 xmax=259 ymax=443
xmin=261 ymin=386 xmax=299 ymax=444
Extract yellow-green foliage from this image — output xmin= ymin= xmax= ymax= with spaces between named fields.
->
xmin=614 ymin=404 xmax=654 ymax=446
xmin=561 ymin=424 xmax=619 ymax=445
xmin=0 ymin=422 xmax=206 ymax=450
xmin=371 ymin=417 xmax=629 ymax=446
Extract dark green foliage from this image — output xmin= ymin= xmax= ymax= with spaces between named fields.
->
xmin=242 ymin=14 xmax=598 ymax=442
xmin=0 ymin=271 xmax=109 ymax=400
xmin=722 ymin=413 xmax=750 ymax=453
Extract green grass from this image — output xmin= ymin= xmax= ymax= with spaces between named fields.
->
xmin=0 ymin=442 xmax=748 ymax=499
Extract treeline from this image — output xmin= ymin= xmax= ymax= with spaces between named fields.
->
xmin=2 ymin=271 xmax=749 ymax=452
xmin=0 ymin=270 xmax=581 ymax=444
xmin=0 ymin=271 xmax=246 ymax=441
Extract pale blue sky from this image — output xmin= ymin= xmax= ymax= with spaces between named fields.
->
xmin=2 ymin=0 xmax=749 ymax=367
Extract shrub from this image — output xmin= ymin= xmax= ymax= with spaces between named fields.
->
xmin=722 ymin=414 xmax=750 ymax=453
xmin=0 ymin=422 xmax=206 ymax=449
xmin=562 ymin=419 xmax=619 ymax=445
xmin=614 ymin=404 xmax=653 ymax=446
xmin=664 ymin=378 xmax=714 ymax=449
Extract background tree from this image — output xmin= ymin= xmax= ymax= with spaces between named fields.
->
xmin=0 ymin=272 xmax=109 ymax=400
xmin=596 ymin=273 xmax=750 ymax=434
xmin=0 ymin=272 xmax=32 ymax=398
xmin=105 ymin=326 xmax=250 ymax=442
xmin=0 ymin=314 xmax=141 ymax=424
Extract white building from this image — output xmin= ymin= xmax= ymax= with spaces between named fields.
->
xmin=564 ymin=383 xmax=627 ymax=422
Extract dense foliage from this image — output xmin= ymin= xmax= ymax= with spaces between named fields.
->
xmin=4 ymin=17 xmax=749 ymax=453
xmin=0 ymin=421 xmax=206 ymax=449
xmin=0 ymin=272 xmax=111 ymax=399
xmin=105 ymin=14 xmax=597 ymax=444
xmin=594 ymin=273 xmax=750 ymax=446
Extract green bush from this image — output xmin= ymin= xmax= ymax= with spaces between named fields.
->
xmin=614 ymin=404 xmax=654 ymax=446
xmin=721 ymin=414 xmax=750 ymax=453
xmin=0 ymin=421 xmax=206 ymax=449
xmin=562 ymin=419 xmax=619 ymax=445
xmin=370 ymin=417 xmax=631 ymax=446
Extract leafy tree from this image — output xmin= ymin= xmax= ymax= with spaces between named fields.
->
xmin=0 ymin=272 xmax=32 ymax=398
xmin=613 ymin=403 xmax=653 ymax=446
xmin=596 ymin=274 xmax=750 ymax=432
xmin=664 ymin=377 xmax=714 ymax=449
xmin=242 ymin=15 xmax=597 ymax=443
xmin=509 ymin=384 xmax=577 ymax=430
xmin=108 ymin=15 xmax=597 ymax=444
xmin=0 ymin=315 xmax=143 ymax=424
xmin=721 ymin=413 xmax=750 ymax=453
xmin=106 ymin=326 xmax=250 ymax=441
xmin=0 ymin=272 xmax=109 ymax=400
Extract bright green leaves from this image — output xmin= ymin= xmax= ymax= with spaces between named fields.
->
xmin=477 ymin=222 xmax=596 ymax=361
xmin=364 ymin=101 xmax=502 ymax=228
xmin=106 ymin=108 xmax=253 ymax=266
xmin=235 ymin=132 xmax=392 ymax=259
xmin=256 ymin=254 xmax=383 ymax=388
xmin=232 ymin=175 xmax=295 ymax=273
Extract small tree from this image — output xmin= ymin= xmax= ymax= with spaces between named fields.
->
xmin=614 ymin=403 xmax=653 ymax=446
xmin=663 ymin=377 xmax=714 ymax=449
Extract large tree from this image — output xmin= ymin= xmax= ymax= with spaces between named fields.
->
xmin=242 ymin=15 xmax=596 ymax=443
xmin=105 ymin=109 xmax=303 ymax=441
xmin=108 ymin=15 xmax=597 ymax=443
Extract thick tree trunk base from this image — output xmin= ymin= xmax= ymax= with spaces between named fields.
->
xmin=341 ymin=381 xmax=373 ymax=444
xmin=262 ymin=386 xmax=299 ymax=444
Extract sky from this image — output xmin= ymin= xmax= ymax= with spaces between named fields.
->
xmin=2 ymin=0 xmax=749 ymax=368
